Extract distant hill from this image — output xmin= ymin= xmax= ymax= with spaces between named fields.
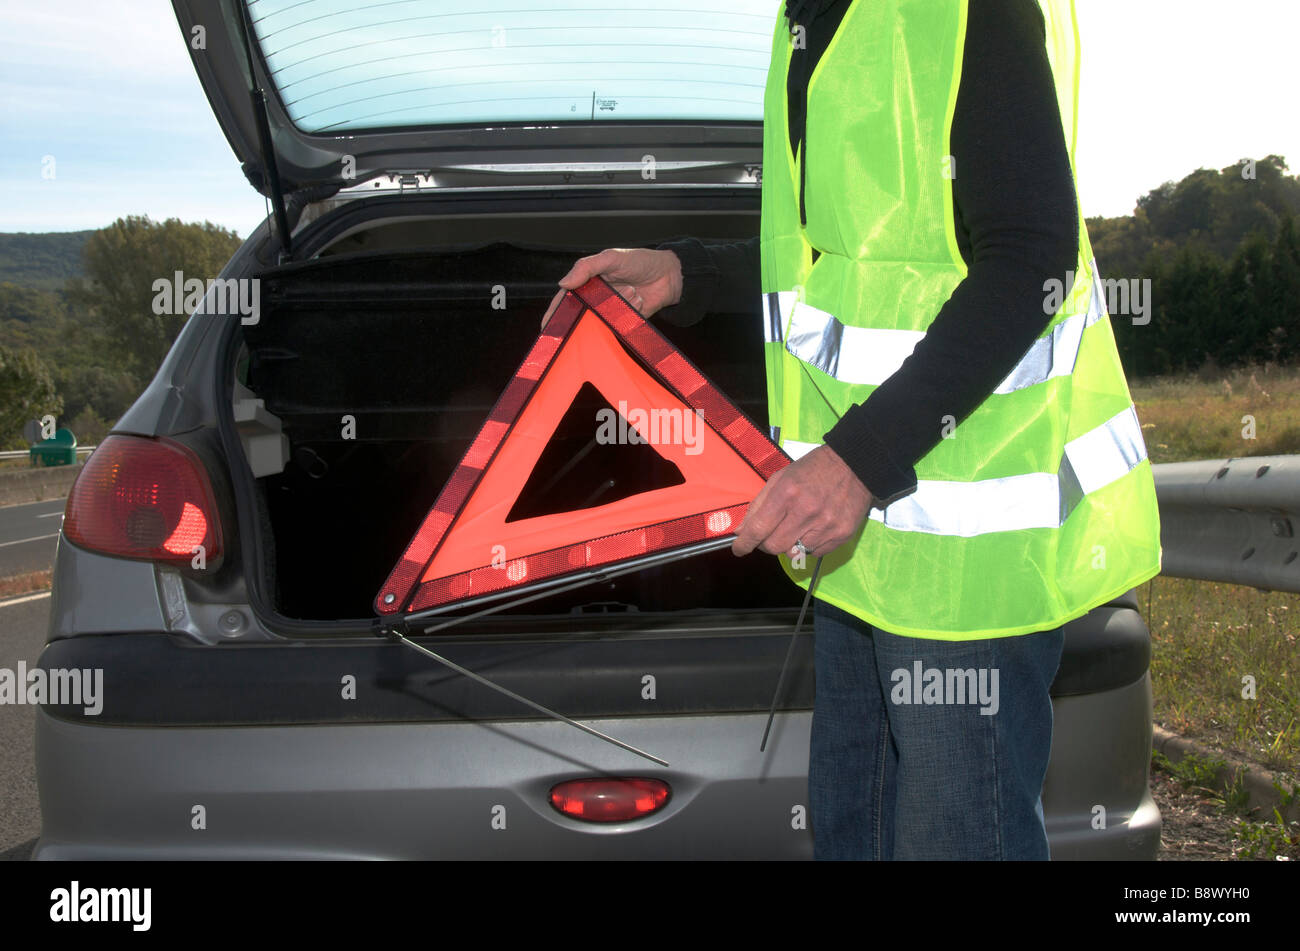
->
xmin=0 ymin=231 xmax=93 ymax=292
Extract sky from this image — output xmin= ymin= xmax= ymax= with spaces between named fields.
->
xmin=1 ymin=0 xmax=1297 ymax=239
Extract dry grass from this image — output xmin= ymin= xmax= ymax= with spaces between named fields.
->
xmin=1129 ymin=363 xmax=1300 ymax=779
xmin=1141 ymin=575 xmax=1299 ymax=778
xmin=0 ymin=569 xmax=52 ymax=599
xmin=1130 ymin=361 xmax=1300 ymax=463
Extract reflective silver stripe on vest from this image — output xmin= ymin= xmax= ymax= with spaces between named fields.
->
xmin=779 ymin=262 xmax=1109 ymax=393
xmin=782 ymin=439 xmax=820 ymax=460
xmin=763 ymin=291 xmax=796 ymax=344
xmin=785 ymin=301 xmax=925 ymax=382
xmin=779 ymin=405 xmax=1147 ymax=537
xmin=992 ymin=269 xmax=1109 ymax=394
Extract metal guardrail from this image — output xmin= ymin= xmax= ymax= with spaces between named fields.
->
xmin=0 ymin=446 xmax=96 ymax=461
xmin=1153 ymin=455 xmax=1300 ymax=593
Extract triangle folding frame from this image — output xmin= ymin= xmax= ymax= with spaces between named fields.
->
xmin=375 ymin=277 xmax=789 ymax=617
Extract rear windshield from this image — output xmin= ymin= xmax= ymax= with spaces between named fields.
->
xmin=246 ymin=0 xmax=779 ymax=133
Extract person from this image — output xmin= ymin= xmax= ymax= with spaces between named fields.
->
xmin=541 ymin=0 xmax=1161 ymax=860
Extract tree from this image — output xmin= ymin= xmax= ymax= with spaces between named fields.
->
xmin=1093 ymin=156 xmax=1300 ymax=378
xmin=69 ymin=216 xmax=242 ymax=379
xmin=0 ymin=345 xmax=63 ymax=449
xmin=0 ymin=282 xmax=65 ymax=325
xmin=1221 ymin=232 xmax=1277 ymax=366
xmin=1160 ymin=245 xmax=1229 ymax=373
xmin=56 ymin=363 xmax=141 ymax=425
xmin=1264 ymin=215 xmax=1300 ymax=360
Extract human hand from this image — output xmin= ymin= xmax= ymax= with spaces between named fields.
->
xmin=540 ymin=248 xmax=683 ymax=328
xmin=732 ymin=445 xmax=873 ymax=559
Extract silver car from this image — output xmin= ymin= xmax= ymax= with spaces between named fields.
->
xmin=33 ymin=0 xmax=1158 ymax=859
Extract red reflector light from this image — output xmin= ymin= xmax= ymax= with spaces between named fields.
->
xmin=63 ymin=435 xmax=222 ymax=566
xmin=548 ymin=778 xmax=671 ymax=823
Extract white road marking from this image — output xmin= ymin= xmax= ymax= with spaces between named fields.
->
xmin=0 ymin=590 xmax=51 ymax=609
xmin=35 ymin=512 xmax=63 ymax=519
xmin=0 ymin=533 xmax=58 ymax=548
xmin=0 ymin=498 xmax=70 ymax=512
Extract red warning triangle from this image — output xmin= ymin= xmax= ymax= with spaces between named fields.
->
xmin=375 ymin=277 xmax=789 ymax=616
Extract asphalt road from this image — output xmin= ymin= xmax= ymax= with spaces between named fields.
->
xmin=0 ymin=499 xmax=64 ymax=578
xmin=0 ymin=496 xmax=64 ymax=860
xmin=0 ymin=592 xmax=51 ymax=861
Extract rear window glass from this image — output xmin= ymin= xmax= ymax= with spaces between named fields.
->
xmin=246 ymin=0 xmax=779 ymax=133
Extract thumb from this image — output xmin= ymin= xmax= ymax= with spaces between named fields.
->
xmin=732 ymin=473 xmax=778 ymax=556
xmin=558 ymin=249 xmax=621 ymax=289
xmin=539 ymin=286 xmax=567 ymax=330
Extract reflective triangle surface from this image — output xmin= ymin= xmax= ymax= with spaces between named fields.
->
xmin=375 ymin=277 xmax=788 ymax=616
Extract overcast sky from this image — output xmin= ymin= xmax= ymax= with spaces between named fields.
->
xmin=2 ymin=0 xmax=1296 ymax=238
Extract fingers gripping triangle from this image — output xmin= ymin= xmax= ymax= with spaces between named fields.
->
xmin=375 ymin=277 xmax=790 ymax=615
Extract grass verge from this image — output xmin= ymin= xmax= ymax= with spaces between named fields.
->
xmin=1142 ymin=575 xmax=1299 ymax=775
xmin=0 ymin=569 xmax=52 ymax=599
xmin=1130 ymin=361 xmax=1300 ymax=463
xmin=1152 ymin=750 xmax=1300 ymax=860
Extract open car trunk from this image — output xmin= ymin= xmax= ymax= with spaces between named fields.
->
xmin=236 ymin=240 xmax=798 ymax=623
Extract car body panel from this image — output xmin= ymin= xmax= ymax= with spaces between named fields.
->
xmin=34 ymin=669 xmax=1157 ymax=859
xmin=35 ymin=710 xmax=815 ymax=860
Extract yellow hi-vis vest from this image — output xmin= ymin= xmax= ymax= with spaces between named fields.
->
xmin=759 ymin=0 xmax=1161 ymax=640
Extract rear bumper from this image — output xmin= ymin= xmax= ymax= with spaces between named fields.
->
xmin=35 ymin=709 xmax=816 ymax=860
xmin=1048 ymin=786 xmax=1162 ymax=861
xmin=34 ymin=676 xmax=1159 ymax=860
xmin=1044 ymin=675 xmax=1161 ymax=860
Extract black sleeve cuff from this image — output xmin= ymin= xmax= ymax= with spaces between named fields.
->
xmin=652 ymin=237 xmax=718 ymax=327
xmin=823 ymin=403 xmax=919 ymax=509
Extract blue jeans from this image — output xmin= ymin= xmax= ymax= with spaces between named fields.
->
xmin=809 ymin=599 xmax=1065 ymax=860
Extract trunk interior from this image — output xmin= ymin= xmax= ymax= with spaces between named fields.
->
xmin=237 ymin=228 xmax=799 ymax=623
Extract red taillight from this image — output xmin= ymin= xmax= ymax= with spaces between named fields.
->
xmin=548 ymin=778 xmax=671 ymax=823
xmin=63 ymin=435 xmax=222 ymax=566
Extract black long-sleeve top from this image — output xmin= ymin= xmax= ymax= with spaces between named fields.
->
xmin=655 ymin=0 xmax=1079 ymax=508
